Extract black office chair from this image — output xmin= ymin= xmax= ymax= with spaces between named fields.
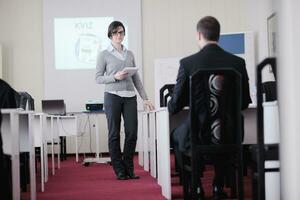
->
xmin=181 ymin=68 xmax=244 ymax=200
xmin=159 ymin=84 xmax=175 ymax=107
xmin=252 ymin=58 xmax=279 ymax=200
xmin=262 ymin=81 xmax=277 ymax=102
xmin=159 ymin=84 xmax=185 ymax=177
xmin=17 ymin=91 xmax=35 ymax=111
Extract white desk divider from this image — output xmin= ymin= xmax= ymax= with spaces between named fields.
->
xmin=1 ymin=109 xmax=20 ymax=200
xmin=142 ymin=112 xmax=150 ymax=171
xmin=139 ymin=104 xmax=263 ymax=199
xmin=155 ymin=108 xmax=171 ymax=200
xmin=149 ymin=111 xmax=157 ymax=178
xmin=137 ymin=111 xmax=144 ymax=166
xmin=1 ymin=109 xmax=37 ymax=200
xmin=263 ymin=101 xmax=280 ymax=144
xmin=33 ymin=113 xmax=47 ymax=191
xmin=44 ymin=115 xmax=56 ymax=176
xmin=19 ymin=111 xmax=36 ymax=200
xmin=52 ymin=117 xmax=60 ymax=170
xmin=263 ymin=101 xmax=280 ymax=200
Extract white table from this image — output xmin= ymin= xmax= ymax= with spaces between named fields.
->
xmin=263 ymin=101 xmax=280 ymax=200
xmin=149 ymin=111 xmax=157 ymax=178
xmin=33 ymin=113 xmax=47 ymax=191
xmin=140 ymin=111 xmax=158 ymax=177
xmin=31 ymin=114 xmax=79 ymax=192
xmin=43 ymin=115 xmax=61 ymax=176
xmin=137 ymin=111 xmax=144 ymax=166
xmin=141 ymin=112 xmax=149 ymax=171
xmin=1 ymin=109 xmax=36 ymax=200
xmin=19 ymin=111 xmax=36 ymax=200
xmin=139 ymin=108 xmax=187 ymax=200
xmin=156 ymin=108 xmax=172 ymax=200
xmin=1 ymin=109 xmax=20 ymax=200
xmin=52 ymin=116 xmax=61 ymax=170
xmin=141 ymin=102 xmax=280 ymax=200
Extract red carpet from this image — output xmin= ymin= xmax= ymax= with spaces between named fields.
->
xmin=32 ymin=156 xmax=166 ymax=200
xmin=22 ymin=155 xmax=253 ymax=199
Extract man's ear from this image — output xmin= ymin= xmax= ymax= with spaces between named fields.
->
xmin=196 ymin=32 xmax=201 ymax=40
xmin=200 ymin=32 xmax=204 ymax=40
xmin=198 ymin=32 xmax=204 ymax=41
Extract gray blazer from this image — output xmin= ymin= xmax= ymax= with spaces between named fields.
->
xmin=95 ymin=50 xmax=148 ymax=100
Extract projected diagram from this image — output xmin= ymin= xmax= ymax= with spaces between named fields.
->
xmin=75 ymin=33 xmax=100 ymax=64
xmin=54 ymin=17 xmax=128 ymax=70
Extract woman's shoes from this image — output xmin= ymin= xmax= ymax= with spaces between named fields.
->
xmin=116 ymin=172 xmax=128 ymax=180
xmin=127 ymin=171 xmax=140 ymax=179
xmin=116 ymin=171 xmax=139 ymax=180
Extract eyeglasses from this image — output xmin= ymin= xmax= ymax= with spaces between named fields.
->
xmin=112 ymin=31 xmax=125 ymax=36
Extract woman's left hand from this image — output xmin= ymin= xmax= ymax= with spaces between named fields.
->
xmin=143 ymin=100 xmax=155 ymax=111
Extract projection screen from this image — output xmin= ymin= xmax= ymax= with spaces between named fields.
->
xmin=43 ymin=0 xmax=142 ymax=112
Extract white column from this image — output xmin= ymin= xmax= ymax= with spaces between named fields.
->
xmin=277 ymin=0 xmax=300 ymax=199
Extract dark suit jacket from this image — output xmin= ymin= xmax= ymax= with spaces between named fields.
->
xmin=168 ymin=44 xmax=252 ymax=151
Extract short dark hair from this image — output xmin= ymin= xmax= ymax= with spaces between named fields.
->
xmin=196 ymin=16 xmax=220 ymax=41
xmin=107 ymin=21 xmax=126 ymax=38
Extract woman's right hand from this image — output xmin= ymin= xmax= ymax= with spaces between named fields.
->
xmin=114 ymin=71 xmax=128 ymax=80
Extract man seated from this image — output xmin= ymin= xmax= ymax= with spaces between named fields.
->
xmin=168 ymin=16 xmax=251 ymax=199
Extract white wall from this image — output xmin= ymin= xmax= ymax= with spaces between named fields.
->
xmin=0 ymin=44 xmax=2 ymax=78
xmin=142 ymin=0 xmax=275 ymax=103
xmin=0 ymin=0 xmax=43 ymax=110
xmin=0 ymin=0 xmax=275 ymax=110
xmin=277 ymin=0 xmax=300 ymax=198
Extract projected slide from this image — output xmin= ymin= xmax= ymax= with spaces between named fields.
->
xmin=54 ymin=17 xmax=128 ymax=70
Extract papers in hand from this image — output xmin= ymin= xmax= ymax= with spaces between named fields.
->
xmin=122 ymin=67 xmax=138 ymax=76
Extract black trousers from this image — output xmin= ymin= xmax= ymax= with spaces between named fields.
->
xmin=172 ymin=122 xmax=225 ymax=187
xmin=104 ymin=92 xmax=138 ymax=175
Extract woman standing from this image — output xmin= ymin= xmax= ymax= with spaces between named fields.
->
xmin=96 ymin=21 xmax=154 ymax=180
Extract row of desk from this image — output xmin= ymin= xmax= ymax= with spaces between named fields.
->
xmin=138 ymin=103 xmax=280 ymax=200
xmin=1 ymin=109 xmax=78 ymax=200
xmin=1 ymin=104 xmax=279 ymax=199
xmin=139 ymin=108 xmax=193 ymax=199
xmin=138 ymin=108 xmax=178 ymax=200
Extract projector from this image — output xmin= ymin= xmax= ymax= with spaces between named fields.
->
xmin=85 ymin=100 xmax=103 ymax=111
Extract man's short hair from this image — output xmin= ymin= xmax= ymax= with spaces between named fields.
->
xmin=196 ymin=16 xmax=220 ymax=41
xmin=107 ymin=21 xmax=126 ymax=38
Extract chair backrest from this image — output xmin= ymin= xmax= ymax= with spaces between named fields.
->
xmin=17 ymin=92 xmax=35 ymax=111
xmin=159 ymin=84 xmax=175 ymax=107
xmin=256 ymin=58 xmax=278 ymax=200
xmin=262 ymin=81 xmax=277 ymax=102
xmin=189 ymin=68 xmax=242 ymax=146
